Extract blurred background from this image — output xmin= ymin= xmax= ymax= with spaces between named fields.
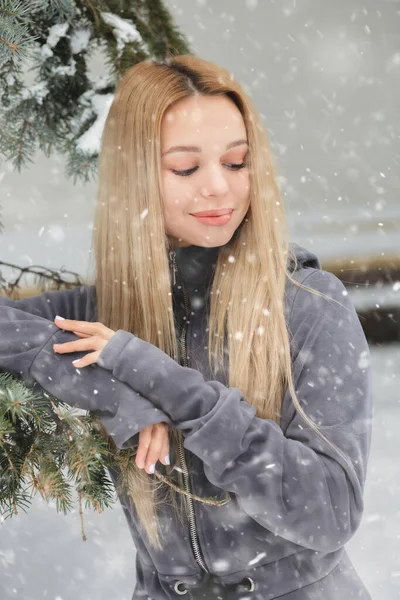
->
xmin=0 ymin=1 xmax=399 ymax=599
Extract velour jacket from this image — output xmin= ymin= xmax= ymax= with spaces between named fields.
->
xmin=0 ymin=242 xmax=372 ymax=600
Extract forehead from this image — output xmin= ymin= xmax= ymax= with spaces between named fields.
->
xmin=161 ymin=95 xmax=246 ymax=138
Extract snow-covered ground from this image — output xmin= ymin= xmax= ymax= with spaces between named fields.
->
xmin=0 ymin=343 xmax=398 ymax=600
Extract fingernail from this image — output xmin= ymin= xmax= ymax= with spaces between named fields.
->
xmin=55 ymin=315 xmax=65 ymax=320
xmin=148 ymin=464 xmax=155 ymax=474
xmin=72 ymin=359 xmax=80 ymax=365
xmin=164 ymin=455 xmax=170 ymax=465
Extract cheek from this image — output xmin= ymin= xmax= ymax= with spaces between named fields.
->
xmin=236 ymin=170 xmax=250 ymax=197
xmin=162 ymin=172 xmax=195 ymax=213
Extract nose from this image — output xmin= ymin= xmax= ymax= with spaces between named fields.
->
xmin=199 ymin=163 xmax=230 ymax=197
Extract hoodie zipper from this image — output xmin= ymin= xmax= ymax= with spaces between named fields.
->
xmin=168 ymin=249 xmax=210 ymax=574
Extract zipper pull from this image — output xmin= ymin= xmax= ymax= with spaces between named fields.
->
xmin=169 ymin=249 xmax=177 ymax=286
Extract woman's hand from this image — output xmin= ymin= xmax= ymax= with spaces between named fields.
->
xmin=53 ymin=317 xmax=170 ymax=473
xmin=136 ymin=422 xmax=171 ymax=474
xmin=53 ymin=317 xmax=170 ymax=472
xmin=52 ymin=316 xmax=115 ymax=367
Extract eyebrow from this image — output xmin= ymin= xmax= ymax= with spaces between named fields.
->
xmin=161 ymin=139 xmax=248 ymax=157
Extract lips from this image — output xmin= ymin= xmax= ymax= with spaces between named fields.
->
xmin=190 ymin=209 xmax=233 ymax=217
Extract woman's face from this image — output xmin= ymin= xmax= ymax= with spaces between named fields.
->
xmin=160 ymin=94 xmax=250 ymax=248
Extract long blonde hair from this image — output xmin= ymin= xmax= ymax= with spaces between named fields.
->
xmin=89 ymin=55 xmax=349 ymax=550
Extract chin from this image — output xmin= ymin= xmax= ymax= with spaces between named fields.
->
xmin=196 ymin=231 xmax=235 ymax=248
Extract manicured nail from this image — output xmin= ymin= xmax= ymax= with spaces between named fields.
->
xmin=148 ymin=464 xmax=155 ymax=474
xmin=55 ymin=315 xmax=65 ymax=320
xmin=164 ymin=455 xmax=170 ymax=465
xmin=72 ymin=359 xmax=80 ymax=365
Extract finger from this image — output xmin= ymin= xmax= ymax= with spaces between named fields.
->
xmin=151 ymin=423 xmax=170 ymax=466
xmin=72 ymin=330 xmax=92 ymax=338
xmin=54 ymin=317 xmax=99 ymax=333
xmin=54 ymin=317 xmax=115 ymax=340
xmin=144 ymin=423 xmax=167 ymax=475
xmin=159 ymin=427 xmax=171 ymax=466
xmin=136 ymin=426 xmax=153 ymax=469
xmin=71 ymin=350 xmax=101 ymax=368
xmin=53 ymin=336 xmax=103 ymax=354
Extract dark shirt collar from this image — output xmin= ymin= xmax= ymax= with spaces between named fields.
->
xmin=173 ymin=244 xmax=221 ymax=287
xmin=168 ymin=223 xmax=243 ymax=290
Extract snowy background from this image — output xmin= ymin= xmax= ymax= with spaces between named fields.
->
xmin=0 ymin=0 xmax=399 ymax=598
xmin=1 ymin=0 xmax=399 ymax=276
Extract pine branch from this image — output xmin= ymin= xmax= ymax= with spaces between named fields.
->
xmin=0 ymin=370 xmax=232 ymax=537
xmin=0 ymin=0 xmax=40 ymax=68
xmin=0 ymin=372 xmax=124 ymax=532
xmin=145 ymin=0 xmax=189 ymax=58
xmin=0 ymin=0 xmax=193 ymax=184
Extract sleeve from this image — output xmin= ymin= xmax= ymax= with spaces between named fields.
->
xmin=96 ymin=269 xmax=372 ymax=553
xmin=0 ymin=289 xmax=172 ymax=449
xmin=0 ymin=284 xmax=97 ymax=322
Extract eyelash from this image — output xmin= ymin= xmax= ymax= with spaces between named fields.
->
xmin=172 ymin=162 xmax=247 ymax=177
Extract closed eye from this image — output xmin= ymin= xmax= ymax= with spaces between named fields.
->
xmin=172 ymin=162 xmax=247 ymax=177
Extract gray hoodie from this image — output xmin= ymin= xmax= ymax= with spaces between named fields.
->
xmin=0 ymin=243 xmax=372 ymax=599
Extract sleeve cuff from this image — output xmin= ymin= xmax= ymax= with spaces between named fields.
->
xmin=99 ymin=393 xmax=172 ymax=450
xmin=97 ymin=330 xmax=226 ymax=427
xmin=98 ymin=330 xmax=134 ymax=371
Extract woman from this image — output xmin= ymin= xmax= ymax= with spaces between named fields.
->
xmin=0 ymin=55 xmax=372 ymax=599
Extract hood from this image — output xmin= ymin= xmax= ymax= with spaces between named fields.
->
xmin=287 ymin=242 xmax=321 ymax=271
